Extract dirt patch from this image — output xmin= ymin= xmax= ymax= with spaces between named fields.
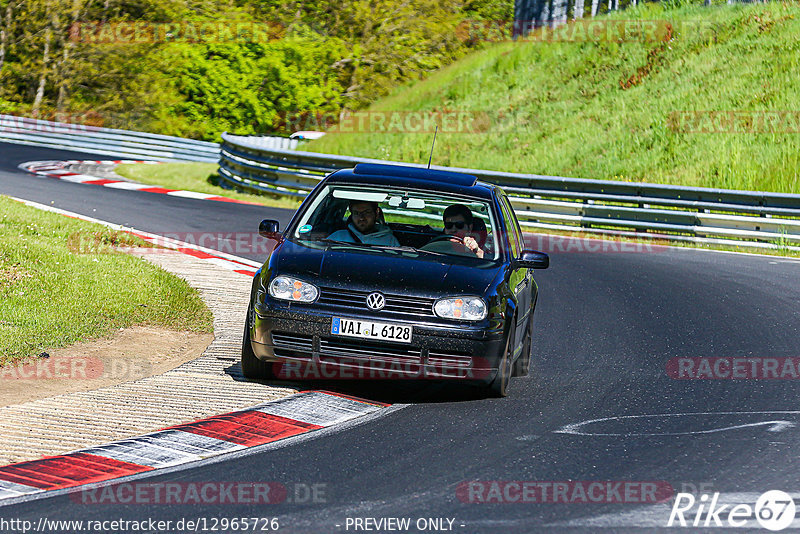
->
xmin=619 ymin=25 xmax=673 ymax=90
xmin=66 ymin=229 xmax=159 ymax=255
xmin=0 ymin=263 xmax=33 ymax=287
xmin=0 ymin=326 xmax=213 ymax=407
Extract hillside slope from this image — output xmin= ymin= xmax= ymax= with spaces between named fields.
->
xmin=307 ymin=1 xmax=800 ymax=193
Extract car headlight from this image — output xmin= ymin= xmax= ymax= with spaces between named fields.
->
xmin=268 ymin=276 xmax=319 ymax=303
xmin=434 ymin=296 xmax=487 ymax=321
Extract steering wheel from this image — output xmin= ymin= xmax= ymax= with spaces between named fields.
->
xmin=423 ymin=234 xmax=474 ymax=255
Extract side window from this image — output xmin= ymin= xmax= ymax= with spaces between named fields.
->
xmin=505 ymin=196 xmax=525 ymax=254
xmin=498 ymin=196 xmax=520 ymax=258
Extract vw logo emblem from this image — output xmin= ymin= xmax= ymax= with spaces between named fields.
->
xmin=366 ymin=292 xmax=385 ymax=311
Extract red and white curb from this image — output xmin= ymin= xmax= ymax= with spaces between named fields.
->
xmin=0 ymin=391 xmax=389 ymax=502
xmin=19 ymin=159 xmax=261 ymax=206
xmin=0 ymin=191 xmax=396 ymax=506
xmin=9 ymin=196 xmax=262 ymax=277
xmin=128 ymin=230 xmax=262 ymax=277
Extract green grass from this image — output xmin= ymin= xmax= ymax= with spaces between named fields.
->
xmin=306 ymin=1 xmax=800 ymax=193
xmin=115 ymin=162 xmax=303 ymax=210
xmin=0 ymin=196 xmax=213 ymax=365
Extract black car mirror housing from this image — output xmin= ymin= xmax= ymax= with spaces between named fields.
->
xmin=259 ymin=219 xmax=281 ymax=239
xmin=512 ymin=250 xmax=549 ymax=269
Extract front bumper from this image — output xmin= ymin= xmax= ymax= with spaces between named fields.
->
xmin=251 ymin=305 xmax=505 ymax=383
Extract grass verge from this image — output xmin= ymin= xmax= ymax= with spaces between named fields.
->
xmin=0 ymin=196 xmax=214 ymax=366
xmin=115 ymin=162 xmax=302 ymax=210
xmin=306 ymin=0 xmax=800 ymax=194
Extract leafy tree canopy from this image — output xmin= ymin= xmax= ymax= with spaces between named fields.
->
xmin=0 ymin=0 xmax=508 ymax=139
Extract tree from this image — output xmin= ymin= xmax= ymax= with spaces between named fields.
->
xmin=0 ymin=0 xmax=508 ymax=137
xmin=31 ymin=24 xmax=51 ymax=117
xmin=0 ymin=2 xmax=11 ymax=76
xmin=329 ymin=0 xmax=465 ymax=107
xmin=54 ymin=0 xmax=90 ymax=115
xmin=574 ymin=0 xmax=585 ymax=19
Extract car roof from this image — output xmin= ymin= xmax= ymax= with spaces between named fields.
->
xmin=323 ymin=164 xmax=498 ymax=201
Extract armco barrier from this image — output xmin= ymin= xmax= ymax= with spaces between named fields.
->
xmin=220 ymin=133 xmax=800 ymax=249
xmin=0 ymin=114 xmax=221 ymax=162
xmin=1 ymin=114 xmax=298 ymax=163
xmin=4 ymin=116 xmax=797 ymax=250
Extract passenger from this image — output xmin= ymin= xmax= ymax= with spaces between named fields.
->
xmin=327 ymin=200 xmax=400 ymax=246
xmin=438 ymin=204 xmax=485 ymax=258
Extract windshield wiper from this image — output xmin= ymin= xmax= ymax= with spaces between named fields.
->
xmin=316 ymin=240 xmax=408 ymax=251
xmin=315 ymin=238 xmax=353 ymax=245
xmin=369 ymin=245 xmax=417 ymax=252
xmin=411 ymin=248 xmax=446 ymax=257
xmin=311 ymin=239 xmax=445 ymax=257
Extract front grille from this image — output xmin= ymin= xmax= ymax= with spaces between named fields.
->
xmin=318 ymin=288 xmax=435 ymax=316
xmin=319 ymin=337 xmax=422 ymax=365
xmin=428 ymin=350 xmax=473 ymax=368
xmin=271 ymin=332 xmax=313 ymax=360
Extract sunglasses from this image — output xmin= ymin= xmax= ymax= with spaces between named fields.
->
xmin=444 ymin=220 xmax=467 ymax=230
xmin=351 ymin=208 xmax=376 ymax=218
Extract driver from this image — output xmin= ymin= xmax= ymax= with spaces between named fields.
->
xmin=327 ymin=200 xmax=400 ymax=246
xmin=435 ymin=204 xmax=485 ymax=258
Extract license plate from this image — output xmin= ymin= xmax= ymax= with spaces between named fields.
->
xmin=331 ymin=318 xmax=412 ymax=343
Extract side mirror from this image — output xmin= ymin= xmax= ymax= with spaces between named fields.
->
xmin=259 ymin=219 xmax=281 ymax=240
xmin=512 ymin=250 xmax=549 ymax=270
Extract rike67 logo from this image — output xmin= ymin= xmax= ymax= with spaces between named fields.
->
xmin=668 ymin=491 xmax=796 ymax=531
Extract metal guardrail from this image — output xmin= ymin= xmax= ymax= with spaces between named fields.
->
xmin=0 ymin=114 xmax=220 ymax=162
xmin=220 ymin=132 xmax=800 ymax=249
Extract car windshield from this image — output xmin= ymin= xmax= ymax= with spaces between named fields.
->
xmin=292 ymin=185 xmax=500 ymax=261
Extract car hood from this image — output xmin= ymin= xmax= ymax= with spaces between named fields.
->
xmin=272 ymin=239 xmax=500 ymax=296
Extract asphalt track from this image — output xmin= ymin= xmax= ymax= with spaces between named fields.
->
xmin=2 ymin=141 xmax=800 ymax=532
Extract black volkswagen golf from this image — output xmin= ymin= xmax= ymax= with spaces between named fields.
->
xmin=242 ymin=163 xmax=548 ymax=396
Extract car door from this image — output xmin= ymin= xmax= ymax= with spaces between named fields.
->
xmin=498 ymin=194 xmax=531 ymax=353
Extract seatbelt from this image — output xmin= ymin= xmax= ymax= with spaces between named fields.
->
xmin=346 ymin=227 xmax=363 ymax=243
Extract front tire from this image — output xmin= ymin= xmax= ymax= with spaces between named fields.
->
xmin=241 ymin=307 xmax=274 ymax=380
xmin=512 ymin=316 xmax=532 ymax=377
xmin=487 ymin=323 xmax=515 ymax=398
